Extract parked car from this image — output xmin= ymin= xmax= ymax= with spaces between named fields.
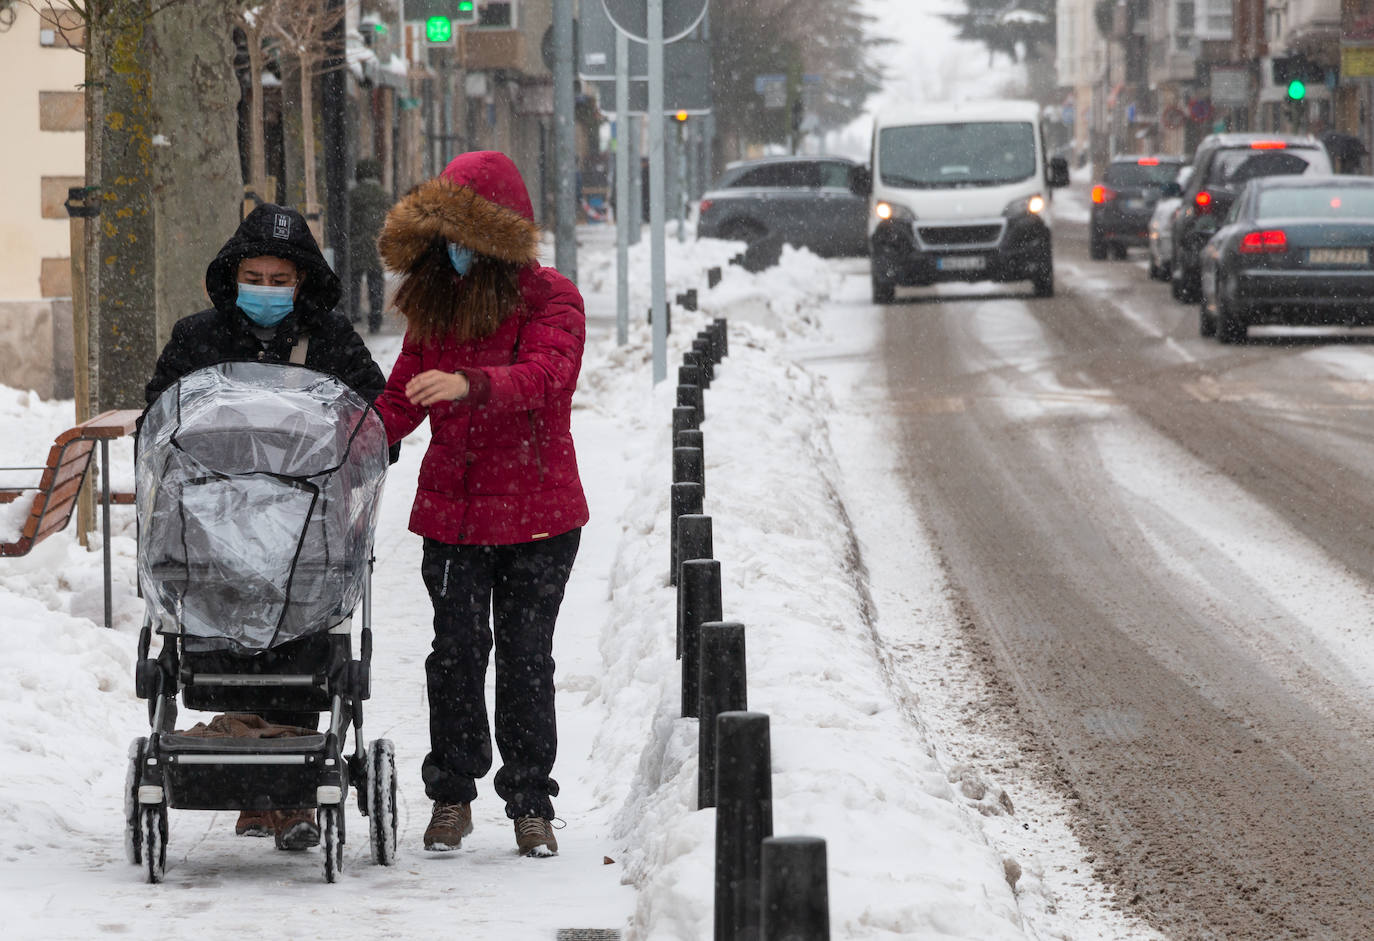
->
xmin=1090 ymin=155 xmax=1187 ymax=260
xmin=696 ymin=156 xmax=869 ymax=257
xmin=1147 ymin=165 xmax=1193 ymax=280
xmin=1169 ymin=133 xmax=1332 ymax=302
xmin=1199 ymin=176 xmax=1374 ymax=343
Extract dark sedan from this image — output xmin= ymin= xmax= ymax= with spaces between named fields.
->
xmin=1199 ymin=176 xmax=1374 ymax=343
xmin=1090 ymin=155 xmax=1186 ymax=259
xmin=696 ymin=156 xmax=868 ymax=257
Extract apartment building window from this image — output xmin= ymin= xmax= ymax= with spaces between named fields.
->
xmin=477 ymin=1 xmax=515 ymax=29
xmin=1175 ymin=1 xmax=1195 ymax=50
xmin=1194 ymin=0 xmax=1233 ymax=40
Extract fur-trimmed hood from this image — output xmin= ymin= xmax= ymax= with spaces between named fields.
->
xmin=378 ymin=151 xmax=540 ymax=273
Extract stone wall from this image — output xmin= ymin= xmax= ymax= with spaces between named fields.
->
xmin=0 ymin=299 xmax=73 ymax=400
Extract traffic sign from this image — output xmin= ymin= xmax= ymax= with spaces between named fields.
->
xmin=600 ymin=0 xmax=708 ymax=44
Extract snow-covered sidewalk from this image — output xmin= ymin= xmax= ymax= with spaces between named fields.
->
xmin=0 ymin=231 xmax=1139 ymax=940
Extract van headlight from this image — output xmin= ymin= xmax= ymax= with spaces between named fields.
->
xmin=874 ymin=200 xmax=916 ymax=223
xmin=1003 ymin=194 xmax=1047 ymax=217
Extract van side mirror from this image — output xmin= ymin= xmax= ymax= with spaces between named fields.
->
xmin=850 ymin=165 xmax=872 ymax=197
xmin=1160 ymin=181 xmax=1183 ymax=199
xmin=1047 ymin=156 xmax=1070 ymax=188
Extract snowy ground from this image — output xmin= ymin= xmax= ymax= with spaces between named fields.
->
xmin=0 ymin=218 xmax=1177 ymax=940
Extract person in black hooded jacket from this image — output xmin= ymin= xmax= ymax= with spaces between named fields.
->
xmin=144 ymin=204 xmax=390 ymax=852
xmin=145 ymin=203 xmax=386 ymax=405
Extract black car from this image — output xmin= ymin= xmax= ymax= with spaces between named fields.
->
xmin=1199 ymin=176 xmax=1374 ymax=343
xmin=1090 ymin=155 xmax=1186 ymax=259
xmin=696 ymin=156 xmax=869 ymax=257
xmin=1170 ymin=133 xmax=1332 ymax=302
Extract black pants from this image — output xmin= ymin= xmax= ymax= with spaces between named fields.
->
xmin=349 ymin=266 xmax=384 ymax=329
xmin=420 ymin=528 xmax=580 ymax=819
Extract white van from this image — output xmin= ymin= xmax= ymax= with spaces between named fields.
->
xmin=860 ymin=100 xmax=1070 ymax=302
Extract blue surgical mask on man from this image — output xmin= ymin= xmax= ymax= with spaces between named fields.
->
xmin=447 ymin=242 xmax=475 ymax=276
xmin=236 ymin=283 xmax=296 ymax=327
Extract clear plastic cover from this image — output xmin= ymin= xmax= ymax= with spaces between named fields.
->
xmin=137 ymin=362 xmax=387 ymax=653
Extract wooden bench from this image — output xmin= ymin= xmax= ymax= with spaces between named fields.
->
xmin=0 ymin=409 xmax=141 ymax=626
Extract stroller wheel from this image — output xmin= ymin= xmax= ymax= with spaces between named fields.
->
xmin=366 ymin=739 xmax=397 ymax=866
xmin=321 ymin=805 xmax=343 ymax=883
xmin=142 ymin=803 xmax=167 ymax=884
xmin=124 ymin=737 xmax=146 ymax=865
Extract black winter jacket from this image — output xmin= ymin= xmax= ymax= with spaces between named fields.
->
xmin=144 ymin=203 xmax=387 ymax=407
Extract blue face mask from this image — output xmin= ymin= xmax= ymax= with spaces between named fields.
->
xmin=447 ymin=242 xmax=475 ymax=277
xmin=236 ymin=283 xmax=296 ymax=327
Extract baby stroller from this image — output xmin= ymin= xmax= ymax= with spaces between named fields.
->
xmin=126 ymin=361 xmax=394 ymax=883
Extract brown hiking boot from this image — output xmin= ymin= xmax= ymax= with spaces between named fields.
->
xmin=235 ymin=810 xmax=275 ymax=837
xmin=514 ymin=816 xmax=559 ymax=857
xmin=424 ymin=801 xmax=473 ymax=852
xmin=273 ymin=810 xmax=320 ymax=851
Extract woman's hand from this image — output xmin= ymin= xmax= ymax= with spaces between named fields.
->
xmin=405 ymin=369 xmax=470 ymax=406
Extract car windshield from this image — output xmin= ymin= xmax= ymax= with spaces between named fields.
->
xmin=878 ymin=121 xmax=1036 ymax=187
xmin=1105 ymin=161 xmax=1184 ymax=187
xmin=1208 ymin=148 xmax=1327 ymax=186
xmin=1256 ymin=186 xmax=1374 ymax=219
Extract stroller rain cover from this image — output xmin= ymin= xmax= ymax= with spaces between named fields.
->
xmin=137 ymin=362 xmax=388 ymax=654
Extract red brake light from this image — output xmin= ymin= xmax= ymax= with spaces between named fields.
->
xmin=699 ymin=199 xmax=713 ymax=214
xmin=1239 ymin=229 xmax=1287 ymax=254
xmin=1195 ymin=190 xmax=1213 ymax=212
xmin=1091 ymin=185 xmax=1116 ymax=204
xmin=1250 ymin=140 xmax=1288 ymax=149
xmin=1137 ymin=157 xmax=1160 ymax=166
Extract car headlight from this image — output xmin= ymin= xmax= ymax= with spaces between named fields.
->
xmin=874 ymin=200 xmax=916 ymax=223
xmin=1003 ymin=194 xmax=1047 ymax=217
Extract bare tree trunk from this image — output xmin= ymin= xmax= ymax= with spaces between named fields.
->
xmin=89 ymin=0 xmax=157 ymax=411
xmin=245 ymin=23 xmax=268 ymax=197
xmin=147 ymin=2 xmax=242 ymax=346
xmin=299 ymin=56 xmax=322 ymax=243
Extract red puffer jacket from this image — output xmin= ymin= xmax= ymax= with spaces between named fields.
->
xmin=373 ymin=151 xmax=589 ymax=545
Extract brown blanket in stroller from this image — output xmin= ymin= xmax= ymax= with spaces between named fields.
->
xmin=178 ymin=713 xmax=316 ymax=739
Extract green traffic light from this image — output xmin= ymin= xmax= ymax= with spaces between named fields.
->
xmin=458 ymin=1 xmax=475 ymax=11
xmin=426 ymin=16 xmax=452 ymax=42
xmin=1287 ymin=79 xmax=1306 ymax=101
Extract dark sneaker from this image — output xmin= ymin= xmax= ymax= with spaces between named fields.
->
xmin=235 ymin=810 xmax=274 ymax=837
xmin=273 ymin=810 xmax=320 ymax=851
xmin=424 ymin=801 xmax=473 ymax=852
xmin=514 ymin=816 xmax=559 ymax=857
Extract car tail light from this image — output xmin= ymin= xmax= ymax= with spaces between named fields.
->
xmin=1091 ymin=185 xmax=1116 ymax=204
xmin=698 ymin=199 xmax=713 ymax=214
xmin=1250 ymin=140 xmax=1288 ymax=149
xmin=1195 ymin=190 xmax=1214 ymax=212
xmin=1239 ymin=229 xmax=1287 ymax=253
xmin=1137 ymin=157 xmax=1160 ymax=166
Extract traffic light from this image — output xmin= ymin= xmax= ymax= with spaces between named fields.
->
xmin=455 ymin=0 xmax=477 ymax=24
xmin=674 ymin=110 xmax=688 ymax=123
xmin=425 ymin=16 xmax=453 ymax=43
xmin=1272 ymin=55 xmax=1324 ymax=101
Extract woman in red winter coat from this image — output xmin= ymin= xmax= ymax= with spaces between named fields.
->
xmin=373 ymin=151 xmax=588 ymax=857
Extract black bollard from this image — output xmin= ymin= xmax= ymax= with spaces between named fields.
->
xmin=675 ymin=428 xmax=704 ymax=466
xmin=679 ymin=364 xmax=703 ymax=389
xmin=677 ymin=383 xmax=705 ymax=424
xmin=648 ymin=302 xmax=673 ymax=333
xmin=676 ymin=513 xmax=713 ymax=584
xmin=673 ymin=405 xmax=699 ymax=438
xmin=678 ymin=558 xmax=721 ymax=715
xmin=760 ymin=836 xmax=829 ymax=941
xmin=685 ymin=351 xmax=713 ymax=390
xmin=698 ymin=621 xmax=747 ymax=809
xmin=673 ymin=446 xmax=705 ymax=491
xmin=714 ymin=711 xmax=773 ymax=941
xmin=713 ymin=318 xmax=729 ymax=358
xmin=680 ymin=288 xmax=698 ymax=311
xmin=708 ymin=266 xmax=722 ymax=289
xmin=669 ymin=482 xmax=704 ymax=587
xmin=691 ymin=342 xmax=716 ymax=383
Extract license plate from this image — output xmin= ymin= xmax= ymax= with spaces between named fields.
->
xmin=1124 ymin=199 xmax=1147 ymax=210
xmin=937 ymin=255 xmax=985 ymax=272
xmin=1309 ymin=247 xmax=1369 ymax=265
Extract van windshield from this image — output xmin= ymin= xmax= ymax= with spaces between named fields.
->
xmin=879 ymin=122 xmax=1037 ymax=188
